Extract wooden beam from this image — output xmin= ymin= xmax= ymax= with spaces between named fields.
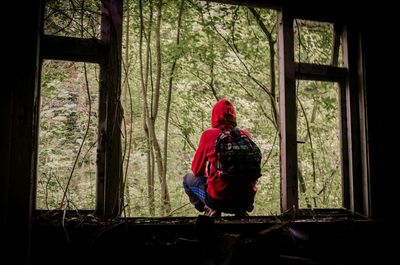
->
xmin=278 ymin=9 xmax=298 ymax=213
xmin=357 ymin=39 xmax=370 ymax=218
xmin=289 ymin=7 xmax=344 ymax=24
xmin=339 ymin=81 xmax=350 ymax=209
xmin=330 ymin=23 xmax=343 ymax=67
xmin=200 ymin=0 xmax=282 ymax=9
xmin=41 ymin=35 xmax=105 ymax=63
xmin=294 ymin=62 xmax=347 ymax=82
xmin=342 ymin=24 xmax=365 ymax=216
xmin=203 ymin=0 xmax=349 ymax=23
xmin=97 ymin=0 xmax=123 ymax=219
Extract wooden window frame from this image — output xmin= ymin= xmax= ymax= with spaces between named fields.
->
xmin=278 ymin=8 xmax=370 ymax=216
xmin=35 ymin=0 xmax=123 ymax=218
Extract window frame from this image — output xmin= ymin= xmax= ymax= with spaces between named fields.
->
xmin=278 ymin=8 xmax=369 ymax=216
xmin=35 ymin=0 xmax=123 ymax=218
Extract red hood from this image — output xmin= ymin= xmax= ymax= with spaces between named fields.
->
xmin=211 ymin=99 xmax=237 ymax=128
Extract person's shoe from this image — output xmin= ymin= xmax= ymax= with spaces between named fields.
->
xmin=194 ymin=203 xmax=205 ymax=212
xmin=204 ymin=205 xmax=221 ymax=217
xmin=234 ymin=211 xmax=249 ymax=217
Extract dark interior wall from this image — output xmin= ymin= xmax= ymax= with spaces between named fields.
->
xmin=0 ymin=1 xmax=394 ymax=264
xmin=359 ymin=6 xmax=395 ymax=222
xmin=1 ymin=1 xmax=42 ymax=263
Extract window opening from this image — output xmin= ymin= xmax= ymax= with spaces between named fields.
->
xmin=120 ymin=1 xmax=280 ymax=217
xmin=44 ymin=0 xmax=101 ymax=39
xmin=296 ymin=80 xmax=342 ymax=209
xmin=294 ymin=19 xmax=343 ymax=66
xmin=37 ymin=60 xmax=99 ymax=210
xmin=35 ymin=0 xmax=367 ymax=220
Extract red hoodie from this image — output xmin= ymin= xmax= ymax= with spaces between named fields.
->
xmin=191 ymin=99 xmax=257 ymax=200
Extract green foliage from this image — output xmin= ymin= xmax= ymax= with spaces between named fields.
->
xmin=44 ymin=0 xmax=101 ymax=38
xmin=37 ymin=61 xmax=98 ymax=210
xmin=294 ymin=20 xmax=335 ymax=65
xmin=297 ymin=81 xmax=341 ymax=209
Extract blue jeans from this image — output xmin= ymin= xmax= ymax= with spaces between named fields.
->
xmin=183 ymin=172 xmax=254 ymax=214
xmin=183 ymin=173 xmax=207 ymax=212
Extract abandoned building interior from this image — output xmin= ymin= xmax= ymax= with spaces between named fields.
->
xmin=1 ymin=0 xmax=395 ymax=264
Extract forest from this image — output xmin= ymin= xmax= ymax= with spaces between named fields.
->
xmin=36 ymin=0 xmax=343 ymax=217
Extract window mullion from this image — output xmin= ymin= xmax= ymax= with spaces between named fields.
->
xmin=342 ymin=24 xmax=367 ymax=216
xmin=278 ymin=9 xmax=298 ymax=213
xmin=97 ymin=0 xmax=124 ymax=218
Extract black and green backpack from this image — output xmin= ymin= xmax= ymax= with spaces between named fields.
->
xmin=214 ymin=127 xmax=262 ymax=182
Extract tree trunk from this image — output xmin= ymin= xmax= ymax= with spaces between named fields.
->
xmin=122 ymin=0 xmax=132 ymax=216
xmin=139 ymin=0 xmax=155 ymax=216
xmin=152 ymin=0 xmax=171 ymax=215
xmin=248 ymin=7 xmax=279 ymax=130
xmin=163 ymin=0 xmax=185 ymax=180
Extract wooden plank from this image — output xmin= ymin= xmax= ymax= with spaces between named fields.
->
xmin=97 ymin=0 xmax=123 ymax=218
xmin=294 ymin=62 xmax=347 ymax=82
xmin=330 ymin=23 xmax=343 ymax=67
xmin=278 ymin=9 xmax=298 ymax=213
xmin=200 ymin=0 xmax=282 ymax=9
xmin=339 ymin=81 xmax=350 ymax=209
xmin=289 ymin=7 xmax=344 ymax=24
xmin=342 ymin=24 xmax=365 ymax=215
xmin=356 ymin=32 xmax=370 ymax=217
xmin=41 ymin=35 xmax=105 ymax=63
xmin=203 ymin=0 xmax=348 ymax=23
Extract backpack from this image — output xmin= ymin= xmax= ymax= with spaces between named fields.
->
xmin=213 ymin=127 xmax=262 ymax=182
